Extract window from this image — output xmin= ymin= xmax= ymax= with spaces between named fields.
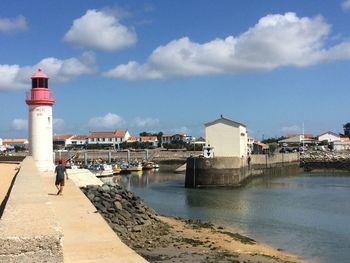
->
xmin=32 ymin=78 xmax=48 ymax=88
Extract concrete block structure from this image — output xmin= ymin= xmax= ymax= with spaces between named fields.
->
xmin=205 ymin=116 xmax=248 ymax=158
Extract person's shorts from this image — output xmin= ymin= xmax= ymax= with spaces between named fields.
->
xmin=55 ymin=179 xmax=65 ymax=186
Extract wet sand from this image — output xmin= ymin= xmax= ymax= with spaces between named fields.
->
xmin=123 ymin=215 xmax=305 ymax=263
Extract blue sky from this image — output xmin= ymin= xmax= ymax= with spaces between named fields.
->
xmin=1 ymin=0 xmax=350 ymax=140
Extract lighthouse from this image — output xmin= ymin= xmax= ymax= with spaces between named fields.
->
xmin=26 ymin=68 xmax=55 ymax=172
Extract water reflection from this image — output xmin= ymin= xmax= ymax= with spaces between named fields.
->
xmin=100 ymin=171 xmax=350 ymax=263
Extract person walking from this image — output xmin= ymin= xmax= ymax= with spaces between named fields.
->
xmin=55 ymin=160 xmax=68 ymax=195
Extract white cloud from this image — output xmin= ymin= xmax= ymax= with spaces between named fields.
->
xmin=88 ymin=113 xmax=125 ymax=129
xmin=64 ymin=9 xmax=137 ymax=51
xmin=12 ymin=118 xmax=28 ymax=131
xmin=0 ymin=52 xmax=96 ymax=91
xmin=342 ymin=0 xmax=350 ymax=10
xmin=0 ymin=15 xmax=27 ymax=33
xmin=281 ymin=125 xmax=301 ymax=133
xmin=103 ymin=12 xmax=350 ymax=80
xmin=53 ymin=118 xmax=66 ymax=130
xmin=131 ymin=117 xmax=160 ymax=127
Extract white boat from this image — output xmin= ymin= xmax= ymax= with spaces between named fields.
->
xmin=89 ymin=164 xmax=114 ymax=177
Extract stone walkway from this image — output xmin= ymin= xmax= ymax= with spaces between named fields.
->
xmin=42 ymin=172 xmax=148 ymax=263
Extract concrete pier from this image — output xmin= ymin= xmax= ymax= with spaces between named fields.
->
xmin=0 ymin=157 xmax=148 ymax=263
xmin=185 ymin=153 xmax=300 ymax=188
xmin=0 ymin=157 xmax=63 ymax=262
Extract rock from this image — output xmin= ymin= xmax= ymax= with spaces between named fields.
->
xmin=114 ymin=194 xmax=122 ymax=202
xmin=133 ymin=226 xmax=142 ymax=232
xmin=114 ymin=201 xmax=123 ymax=210
xmin=81 ymin=182 xmax=161 ymax=248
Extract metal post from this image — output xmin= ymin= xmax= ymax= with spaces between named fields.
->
xmin=145 ymin=150 xmax=148 ymax=160
xmin=193 ymin=157 xmax=196 ymax=188
xmin=108 ymin=151 xmax=112 ymax=163
xmin=84 ymin=152 xmax=88 ymax=166
xmin=127 ymin=150 xmax=130 ymax=162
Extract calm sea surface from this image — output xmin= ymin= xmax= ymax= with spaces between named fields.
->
xmin=104 ymin=171 xmax=350 ymax=263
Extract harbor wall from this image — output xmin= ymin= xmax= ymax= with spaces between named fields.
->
xmin=0 ymin=157 xmax=63 ymax=262
xmin=185 ymin=153 xmax=300 ymax=188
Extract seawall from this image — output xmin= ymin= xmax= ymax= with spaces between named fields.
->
xmin=0 ymin=157 xmax=63 ymax=262
xmin=185 ymin=153 xmax=300 ymax=188
xmin=301 ymin=151 xmax=350 ymax=172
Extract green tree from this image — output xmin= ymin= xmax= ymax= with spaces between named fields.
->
xmin=343 ymin=123 xmax=350 ymax=137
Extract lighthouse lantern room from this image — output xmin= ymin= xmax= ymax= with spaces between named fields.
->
xmin=26 ymin=68 xmax=55 ymax=172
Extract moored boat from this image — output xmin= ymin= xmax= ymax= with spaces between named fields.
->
xmin=128 ymin=163 xmax=143 ymax=172
xmin=142 ymin=161 xmax=154 ymax=170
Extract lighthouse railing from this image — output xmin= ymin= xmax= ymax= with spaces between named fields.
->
xmin=26 ymin=89 xmax=55 ymax=102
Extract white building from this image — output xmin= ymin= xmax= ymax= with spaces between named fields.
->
xmin=334 ymin=137 xmax=350 ymax=151
xmin=247 ymin=136 xmax=255 ymax=154
xmin=318 ymin=131 xmax=341 ymax=143
xmin=53 ymin=134 xmax=74 ymax=149
xmin=0 ymin=138 xmax=5 ymax=152
xmin=87 ymin=130 xmax=130 ymax=149
xmin=205 ymin=116 xmax=248 ymax=157
xmin=70 ymin=135 xmax=87 ymax=148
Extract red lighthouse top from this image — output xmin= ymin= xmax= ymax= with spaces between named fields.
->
xmin=26 ymin=68 xmax=55 ymax=106
xmin=32 ymin=68 xmax=48 ymax=79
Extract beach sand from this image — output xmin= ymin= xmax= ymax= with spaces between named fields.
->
xmin=122 ymin=215 xmax=306 ymax=263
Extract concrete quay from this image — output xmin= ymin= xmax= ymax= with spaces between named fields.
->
xmin=0 ymin=157 xmax=148 ymax=263
xmin=185 ymin=153 xmax=300 ymax=188
xmin=0 ymin=157 xmax=63 ymax=262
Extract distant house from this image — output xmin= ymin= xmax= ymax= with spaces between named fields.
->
xmin=161 ymin=133 xmax=188 ymax=145
xmin=334 ymin=137 xmax=350 ymax=151
xmin=161 ymin=134 xmax=173 ymax=145
xmin=318 ymin=131 xmax=341 ymax=143
xmin=247 ymin=136 xmax=255 ymax=154
xmin=288 ymin=134 xmax=314 ymax=139
xmin=205 ymin=116 xmax=248 ymax=158
xmin=140 ymin=136 xmax=158 ymax=147
xmin=53 ymin=134 xmax=74 ymax=149
xmin=115 ymin=130 xmax=130 ymax=145
xmin=127 ymin=136 xmax=141 ymax=143
xmin=87 ymin=130 xmax=130 ymax=149
xmin=253 ymin=141 xmax=269 ymax=154
xmin=3 ymin=138 xmax=29 ymax=150
xmin=70 ymin=135 xmax=87 ymax=148
xmin=0 ymin=138 xmax=6 ymax=152
xmin=279 ymin=135 xmax=315 ymax=146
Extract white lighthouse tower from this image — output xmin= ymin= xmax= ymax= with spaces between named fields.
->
xmin=26 ymin=68 xmax=55 ymax=172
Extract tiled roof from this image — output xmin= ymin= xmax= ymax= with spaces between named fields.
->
xmin=318 ymin=131 xmax=340 ymax=137
xmin=53 ymin=134 xmax=74 ymax=140
xmin=253 ymin=141 xmax=269 ymax=148
xmin=128 ymin=136 xmax=140 ymax=141
xmin=71 ymin=135 xmax=87 ymax=140
xmin=288 ymin=134 xmax=314 ymax=139
xmin=88 ymin=132 xmax=115 ymax=138
xmin=141 ymin=136 xmax=158 ymax=141
xmin=115 ymin=130 xmax=127 ymax=137
xmin=3 ymin=138 xmax=28 ymax=144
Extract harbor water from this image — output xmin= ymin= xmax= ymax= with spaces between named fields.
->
xmin=103 ymin=170 xmax=350 ymax=263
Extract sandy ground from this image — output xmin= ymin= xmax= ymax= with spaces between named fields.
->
xmin=0 ymin=163 xmax=19 ymax=210
xmin=134 ymin=216 xmax=306 ymax=263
